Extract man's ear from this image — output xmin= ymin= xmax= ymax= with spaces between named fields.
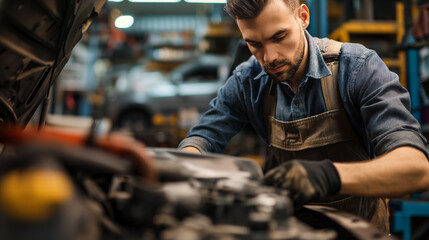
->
xmin=298 ymin=4 xmax=310 ymax=30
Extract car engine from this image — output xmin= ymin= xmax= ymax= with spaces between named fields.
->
xmin=0 ymin=127 xmax=390 ymax=240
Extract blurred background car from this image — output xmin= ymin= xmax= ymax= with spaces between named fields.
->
xmin=105 ymin=54 xmax=231 ymax=133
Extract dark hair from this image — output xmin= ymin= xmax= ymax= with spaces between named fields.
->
xmin=225 ymin=0 xmax=299 ymax=19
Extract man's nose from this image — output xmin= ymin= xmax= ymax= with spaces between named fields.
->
xmin=263 ymin=44 xmax=278 ymax=64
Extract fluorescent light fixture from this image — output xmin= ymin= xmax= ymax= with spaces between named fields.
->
xmin=108 ymin=0 xmax=124 ymax=2
xmin=184 ymin=0 xmax=226 ymax=3
xmin=129 ymin=0 xmax=181 ymax=2
xmin=115 ymin=15 xmax=134 ymax=29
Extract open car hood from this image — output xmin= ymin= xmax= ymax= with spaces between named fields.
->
xmin=0 ymin=0 xmax=105 ymax=125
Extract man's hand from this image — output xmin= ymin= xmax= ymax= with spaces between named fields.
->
xmin=264 ymin=160 xmax=341 ymax=207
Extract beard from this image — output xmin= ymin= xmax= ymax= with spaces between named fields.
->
xmin=263 ymin=37 xmax=305 ymax=83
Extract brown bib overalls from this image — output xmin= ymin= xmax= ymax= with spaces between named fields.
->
xmin=263 ymin=40 xmax=388 ymax=232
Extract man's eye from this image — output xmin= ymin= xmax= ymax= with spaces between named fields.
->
xmin=273 ymin=35 xmax=285 ymax=42
xmin=249 ymin=42 xmax=261 ymax=48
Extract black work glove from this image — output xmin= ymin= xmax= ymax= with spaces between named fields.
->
xmin=264 ymin=159 xmax=341 ymax=208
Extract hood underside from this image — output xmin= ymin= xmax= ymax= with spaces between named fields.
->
xmin=0 ymin=0 xmax=105 ymax=125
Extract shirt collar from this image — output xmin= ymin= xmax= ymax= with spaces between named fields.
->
xmin=253 ymin=30 xmax=331 ymax=81
xmin=305 ymin=30 xmax=331 ymax=79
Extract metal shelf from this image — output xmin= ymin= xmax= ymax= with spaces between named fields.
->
xmin=329 ymin=2 xmax=407 ymax=87
xmin=330 ymin=21 xmax=401 ymax=41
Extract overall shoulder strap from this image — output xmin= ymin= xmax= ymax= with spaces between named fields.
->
xmin=320 ymin=40 xmax=343 ymax=111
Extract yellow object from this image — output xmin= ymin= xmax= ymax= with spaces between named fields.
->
xmin=152 ymin=113 xmax=166 ymax=126
xmin=0 ymin=169 xmax=73 ymax=222
xmin=152 ymin=113 xmax=179 ymax=127
xmin=329 ymin=2 xmax=407 ymax=88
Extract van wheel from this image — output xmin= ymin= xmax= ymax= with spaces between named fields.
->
xmin=117 ymin=110 xmax=150 ymax=133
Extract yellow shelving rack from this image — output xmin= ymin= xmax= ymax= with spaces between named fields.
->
xmin=330 ymin=2 xmax=407 ymax=87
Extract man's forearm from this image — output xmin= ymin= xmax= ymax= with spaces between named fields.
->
xmin=335 ymin=146 xmax=429 ymax=197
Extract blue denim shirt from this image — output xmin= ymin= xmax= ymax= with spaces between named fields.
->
xmin=179 ymin=31 xmax=427 ymax=158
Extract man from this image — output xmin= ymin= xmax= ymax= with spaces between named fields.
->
xmin=178 ymin=0 xmax=429 ymax=231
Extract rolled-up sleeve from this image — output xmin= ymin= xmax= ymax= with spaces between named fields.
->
xmin=177 ymin=136 xmax=213 ymax=153
xmin=352 ymin=50 xmax=428 ymax=158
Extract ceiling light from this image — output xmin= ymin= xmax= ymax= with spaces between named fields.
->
xmin=184 ymin=0 xmax=226 ymax=3
xmin=115 ymin=15 xmax=134 ymax=29
xmin=108 ymin=0 xmax=124 ymax=2
xmin=129 ymin=0 xmax=181 ymax=2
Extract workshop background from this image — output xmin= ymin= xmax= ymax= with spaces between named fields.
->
xmin=43 ymin=1 xmax=429 ymax=239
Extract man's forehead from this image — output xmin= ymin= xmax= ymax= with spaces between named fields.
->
xmin=241 ymin=27 xmax=291 ymax=43
xmin=237 ymin=15 xmax=295 ymax=41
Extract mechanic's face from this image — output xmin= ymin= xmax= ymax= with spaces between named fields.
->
xmin=237 ymin=0 xmax=310 ymax=83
